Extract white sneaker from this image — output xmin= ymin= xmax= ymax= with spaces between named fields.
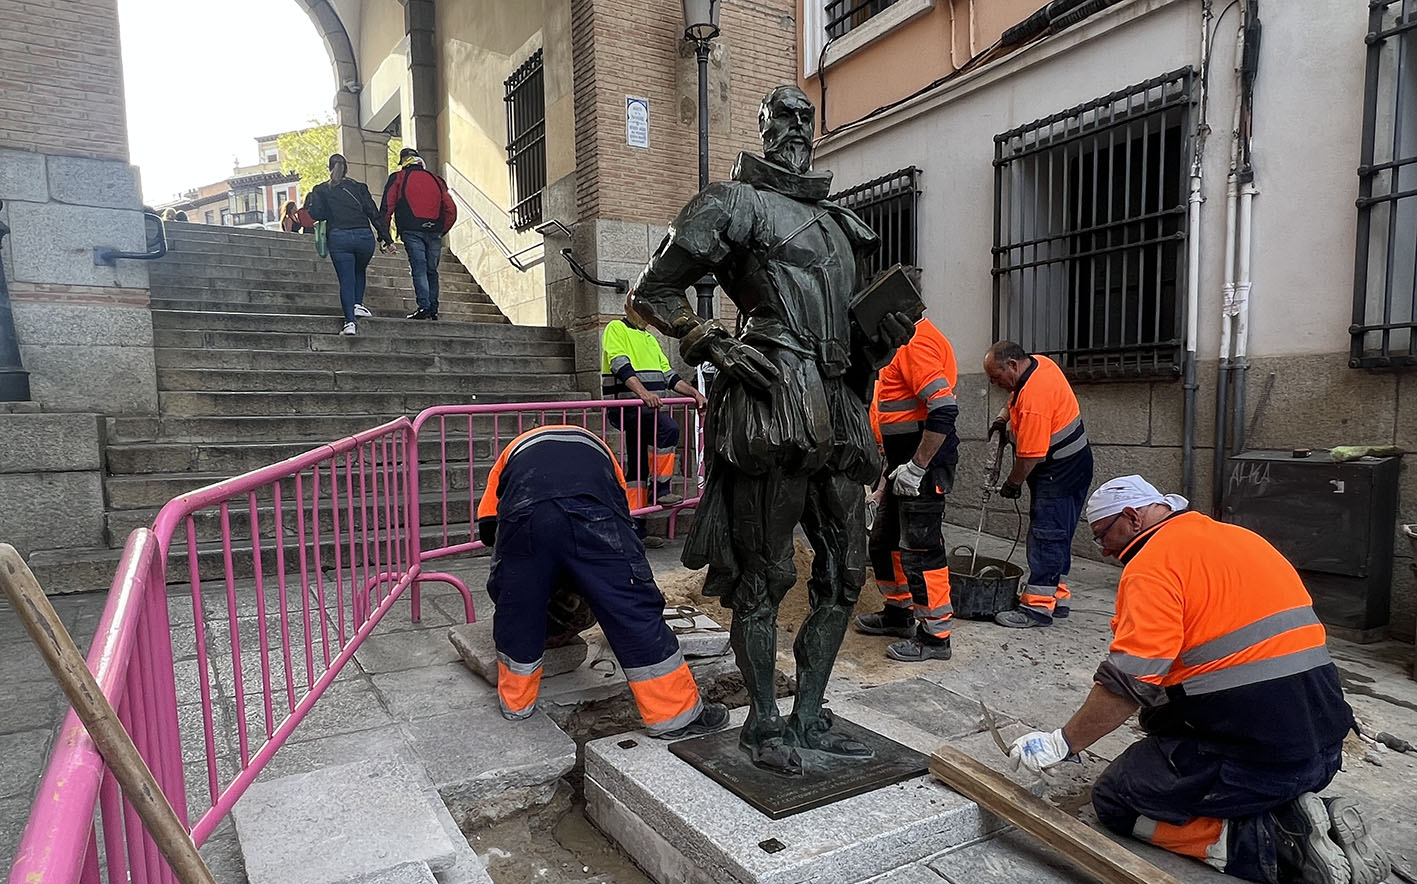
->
xmin=353 ymin=304 xmax=372 ymax=318
xmin=340 ymin=322 xmax=357 ymax=336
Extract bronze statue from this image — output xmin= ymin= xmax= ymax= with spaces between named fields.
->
xmin=631 ymin=85 xmax=917 ymax=775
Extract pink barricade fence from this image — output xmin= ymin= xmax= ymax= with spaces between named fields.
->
xmin=9 ymin=398 xmax=702 ymax=884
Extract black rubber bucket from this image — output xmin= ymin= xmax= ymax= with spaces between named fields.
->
xmin=947 ymin=545 xmax=1023 ymax=620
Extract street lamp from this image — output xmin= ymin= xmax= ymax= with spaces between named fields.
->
xmin=681 ymin=0 xmax=720 ymax=320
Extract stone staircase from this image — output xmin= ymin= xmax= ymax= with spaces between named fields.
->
xmin=28 ymin=222 xmax=583 ymax=591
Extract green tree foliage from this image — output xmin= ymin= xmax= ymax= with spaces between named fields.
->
xmin=277 ymin=118 xmax=403 ymax=194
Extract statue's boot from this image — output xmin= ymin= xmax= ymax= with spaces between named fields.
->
xmin=789 ymin=599 xmax=873 ymax=758
xmin=731 ymin=605 xmax=800 ymax=774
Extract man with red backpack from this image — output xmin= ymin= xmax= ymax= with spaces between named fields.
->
xmin=380 ymin=148 xmax=457 ymax=320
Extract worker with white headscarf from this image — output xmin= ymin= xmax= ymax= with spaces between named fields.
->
xmin=1007 ymin=475 xmax=1386 ymax=884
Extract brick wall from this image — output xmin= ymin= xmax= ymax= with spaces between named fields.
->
xmin=0 ymin=0 xmax=129 ymax=160
xmin=574 ymin=0 xmax=798 ymax=226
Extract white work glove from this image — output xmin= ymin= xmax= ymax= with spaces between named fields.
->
xmin=1008 ymin=729 xmax=1073 ymax=775
xmin=889 ymin=460 xmax=927 ymax=497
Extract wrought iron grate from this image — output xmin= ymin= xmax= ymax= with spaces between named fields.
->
xmin=829 ymin=166 xmax=920 ymax=281
xmin=825 ymin=0 xmax=898 ymax=40
xmin=1351 ymin=0 xmax=1417 ymax=368
xmin=505 ymin=49 xmax=546 ymax=232
xmin=992 ymin=68 xmax=1195 ymax=382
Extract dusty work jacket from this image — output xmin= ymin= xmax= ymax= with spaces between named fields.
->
xmin=1099 ymin=511 xmax=1354 ymax=762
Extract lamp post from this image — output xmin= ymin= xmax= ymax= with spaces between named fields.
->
xmin=682 ymin=0 xmax=720 ymax=321
xmin=0 ymin=200 xmax=30 ymax=402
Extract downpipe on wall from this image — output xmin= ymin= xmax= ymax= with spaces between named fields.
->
xmin=1230 ymin=178 xmax=1257 ymax=454
xmin=1182 ymin=0 xmax=1215 ymax=501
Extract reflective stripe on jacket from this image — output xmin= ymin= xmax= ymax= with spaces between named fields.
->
xmin=1008 ymin=355 xmax=1087 ymax=462
xmin=1101 ymin=510 xmax=1353 ymax=761
xmin=600 ymin=320 xmax=682 ymax=399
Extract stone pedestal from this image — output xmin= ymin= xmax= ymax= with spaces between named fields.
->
xmin=584 ymin=700 xmax=1010 ymax=884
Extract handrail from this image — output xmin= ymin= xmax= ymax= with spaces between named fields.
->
xmin=441 ymin=161 xmax=546 ymax=272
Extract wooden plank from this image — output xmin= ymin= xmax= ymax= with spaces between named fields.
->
xmin=0 ymin=543 xmax=217 ymax=884
xmin=929 ymin=743 xmax=1185 ymax=884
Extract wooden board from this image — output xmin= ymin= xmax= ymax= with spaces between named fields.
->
xmin=929 ymin=744 xmax=1185 ymax=884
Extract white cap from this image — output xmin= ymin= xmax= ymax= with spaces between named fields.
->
xmin=1084 ymin=475 xmax=1189 ymax=525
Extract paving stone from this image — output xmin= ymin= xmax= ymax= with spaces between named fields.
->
xmin=371 ymin=662 xmax=490 ymax=721
xmin=1 ymin=794 xmax=34 ymax=877
xmin=850 ymin=679 xmax=1006 ymax=741
xmin=448 ymin=620 xmax=587 ymax=685
xmin=199 ymin=819 xmax=251 ymax=884
xmin=354 ymin=626 xmax=461 ymax=674
xmin=232 ymin=761 xmax=457 ymax=884
xmin=224 ymin=680 xmax=394 ymax=751
xmin=863 ymin=865 xmax=951 ymax=883
xmin=0 ymin=728 xmax=53 ymax=801
xmin=402 ymin=706 xmax=575 ymax=827
xmin=338 ymin=861 xmax=437 ymax=884
xmin=257 ymin=725 xmax=417 ymax=783
xmin=928 ymin=830 xmax=1085 ymax=883
xmin=584 ymin=701 xmax=1002 ymax=884
xmin=664 ymin=607 xmax=731 ymax=658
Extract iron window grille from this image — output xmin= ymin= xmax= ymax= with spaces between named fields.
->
xmin=829 ymin=166 xmax=920 ymax=281
xmin=993 ymin=68 xmax=1195 ymax=382
xmin=1351 ymin=0 xmax=1417 ymax=368
xmin=504 ymin=49 xmax=546 ymax=232
xmin=825 ymin=0 xmax=898 ymax=40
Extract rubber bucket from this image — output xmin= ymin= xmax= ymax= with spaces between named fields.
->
xmin=947 ymin=545 xmax=1023 ymax=621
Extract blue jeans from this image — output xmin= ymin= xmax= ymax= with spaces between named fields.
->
xmin=402 ymin=230 xmax=442 ymax=313
xmin=327 ymin=226 xmax=375 ymax=323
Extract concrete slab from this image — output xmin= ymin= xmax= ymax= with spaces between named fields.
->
xmin=584 ymin=702 xmax=1003 ymax=884
xmin=371 ymin=663 xmax=490 ymax=721
xmin=354 ymin=627 xmax=461 ymax=674
xmin=0 ymin=729 xmax=51 ymax=801
xmin=448 ymin=620 xmax=587 ymax=685
xmin=849 ymin=678 xmax=1013 ymax=740
xmin=928 ymin=830 xmax=1085 ymax=883
xmin=339 ymin=862 xmax=437 ymax=884
xmin=401 ymin=706 xmax=576 ymax=827
xmin=863 ymin=865 xmax=950 ymax=883
xmin=232 ymin=761 xmax=457 ymax=884
xmin=664 ymin=607 xmax=731 ymax=658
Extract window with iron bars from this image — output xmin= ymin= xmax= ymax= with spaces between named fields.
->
xmin=504 ymin=49 xmax=546 ymax=231
xmin=828 ymin=166 xmax=920 ymax=281
xmin=993 ymin=68 xmax=1195 ymax=382
xmin=825 ymin=0 xmax=898 ymax=40
xmin=1351 ymin=0 xmax=1417 ymax=368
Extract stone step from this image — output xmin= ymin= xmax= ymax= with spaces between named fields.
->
xmin=155 ymin=367 xmax=567 ymax=395
xmin=150 ymin=260 xmax=481 ymax=288
xmin=154 ymin=250 xmax=471 ymax=275
xmin=105 ymin=434 xmax=490 ymax=474
xmin=149 ymin=284 xmax=496 ymax=308
xmin=151 ymin=328 xmax=570 ymax=357
xmin=149 ymin=298 xmax=505 ymax=322
xmin=107 ymin=401 xmax=594 ymax=444
xmin=167 ymin=235 xmax=471 ymax=266
xmin=150 ymin=310 xmax=545 ymax=337
xmin=152 ymin=347 xmax=574 ymax=375
xmin=157 ymin=387 xmax=582 ymax=417
xmin=149 ymin=266 xmax=482 ymax=293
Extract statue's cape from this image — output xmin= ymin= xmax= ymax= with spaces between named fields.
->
xmin=730 ymin=152 xmax=880 ymax=255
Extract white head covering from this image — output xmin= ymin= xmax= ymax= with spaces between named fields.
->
xmin=1084 ymin=475 xmax=1189 ymax=525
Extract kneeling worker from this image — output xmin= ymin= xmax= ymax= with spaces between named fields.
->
xmin=476 ymin=424 xmax=729 ymax=738
xmin=1008 ymin=475 xmax=1388 ymax=884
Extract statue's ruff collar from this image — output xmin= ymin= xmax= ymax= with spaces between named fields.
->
xmin=732 ymin=152 xmax=833 ymax=201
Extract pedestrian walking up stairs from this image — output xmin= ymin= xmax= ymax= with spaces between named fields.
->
xmin=26 ymin=221 xmax=583 ymax=592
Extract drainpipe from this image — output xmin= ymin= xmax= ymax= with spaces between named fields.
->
xmin=1211 ymin=18 xmax=1247 ymax=514
xmin=1182 ymin=0 xmax=1214 ymax=502
xmin=1231 ymin=179 xmax=1257 ymax=454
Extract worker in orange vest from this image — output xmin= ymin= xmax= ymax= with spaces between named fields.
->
xmin=1009 ymin=475 xmax=1386 ymax=884
xmin=476 ymin=424 xmax=728 ymax=738
xmin=854 ymin=316 xmax=959 ymax=662
xmin=982 ymin=341 xmax=1093 ymax=628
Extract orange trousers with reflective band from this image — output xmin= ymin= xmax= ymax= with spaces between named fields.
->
xmin=625 ymin=656 xmax=703 ymax=734
xmin=868 ymin=487 xmax=953 ymax=639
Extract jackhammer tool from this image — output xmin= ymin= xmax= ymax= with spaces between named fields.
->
xmin=969 ymin=429 xmax=1008 ymax=574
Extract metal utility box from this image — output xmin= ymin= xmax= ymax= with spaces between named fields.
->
xmin=1221 ymin=450 xmax=1399 ymax=643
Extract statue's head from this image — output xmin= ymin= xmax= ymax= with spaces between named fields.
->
xmin=759 ymin=85 xmax=815 ymax=174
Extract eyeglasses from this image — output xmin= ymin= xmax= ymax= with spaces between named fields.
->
xmin=1091 ymin=512 xmax=1124 ymax=549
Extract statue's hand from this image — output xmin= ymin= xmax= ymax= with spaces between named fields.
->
xmin=879 ymin=311 xmax=917 ymax=350
xmin=708 ymin=336 xmax=780 ymax=394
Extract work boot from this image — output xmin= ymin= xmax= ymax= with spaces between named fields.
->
xmin=1274 ymin=793 xmax=1351 ymax=884
xmin=1326 ymin=797 xmax=1390 ymax=884
xmin=886 ymin=634 xmax=952 ymax=662
xmin=853 ymin=609 xmax=915 ymax=638
xmin=654 ymin=702 xmax=730 ymax=740
xmin=642 ymin=535 xmax=667 ymax=549
xmin=994 ymin=608 xmax=1052 ymax=629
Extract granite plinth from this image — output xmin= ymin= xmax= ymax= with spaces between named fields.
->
xmin=448 ymin=620 xmax=588 ymax=685
xmin=584 ymin=701 xmax=1004 ymax=884
xmin=667 ymin=717 xmax=927 ymax=819
xmin=664 ymin=606 xmax=731 ymax=658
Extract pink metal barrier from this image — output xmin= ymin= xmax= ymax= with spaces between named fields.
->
xmin=9 ymin=397 xmax=702 ymax=884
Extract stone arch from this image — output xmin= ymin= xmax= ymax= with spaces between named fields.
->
xmin=288 ymin=0 xmax=390 ymax=186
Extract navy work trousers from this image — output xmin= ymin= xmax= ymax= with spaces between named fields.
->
xmin=1093 ymin=735 xmax=1343 ymax=882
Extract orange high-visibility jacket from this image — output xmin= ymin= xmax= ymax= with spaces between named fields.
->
xmin=1099 ymin=511 xmax=1353 ymax=762
xmin=476 ymin=425 xmax=630 ymax=542
xmin=1007 ymin=355 xmax=1087 ymax=462
xmin=873 ymin=318 xmax=958 ymax=440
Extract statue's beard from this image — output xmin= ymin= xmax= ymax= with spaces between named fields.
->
xmin=765 ymin=139 xmax=812 ymax=174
